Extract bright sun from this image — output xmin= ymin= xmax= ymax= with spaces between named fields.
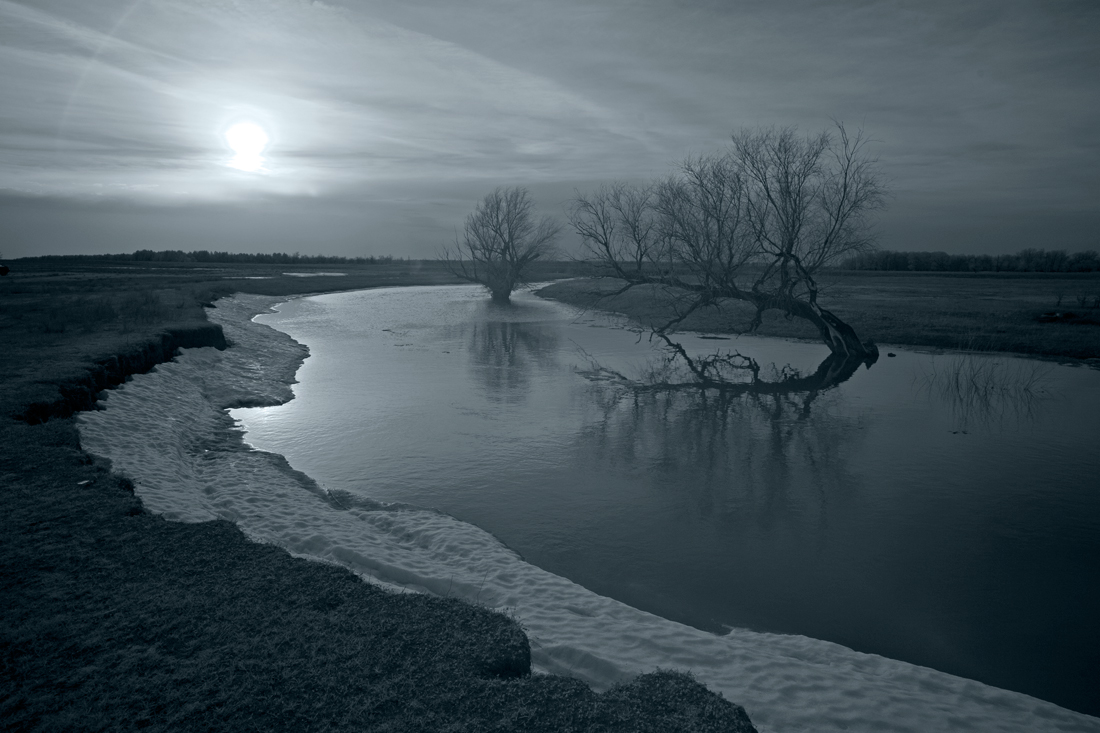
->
xmin=225 ymin=122 xmax=269 ymax=172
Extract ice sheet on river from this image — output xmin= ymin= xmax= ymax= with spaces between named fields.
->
xmin=78 ymin=293 xmax=1099 ymax=733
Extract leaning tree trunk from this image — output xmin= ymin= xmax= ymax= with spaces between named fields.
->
xmin=585 ymin=266 xmax=880 ymax=374
xmin=637 ymin=274 xmax=880 ymax=366
xmin=567 ymin=273 xmax=879 ymax=399
xmin=781 ymin=297 xmax=879 ymax=365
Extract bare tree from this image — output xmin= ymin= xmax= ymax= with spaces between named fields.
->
xmin=569 ymin=181 xmax=662 ymax=274
xmin=570 ymin=123 xmax=886 ymax=368
xmin=444 ymin=186 xmax=561 ymax=303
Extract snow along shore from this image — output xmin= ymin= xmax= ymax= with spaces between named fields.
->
xmin=78 ymin=293 xmax=1100 ymax=733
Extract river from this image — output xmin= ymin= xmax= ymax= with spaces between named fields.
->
xmin=78 ymin=284 xmax=1100 ymax=731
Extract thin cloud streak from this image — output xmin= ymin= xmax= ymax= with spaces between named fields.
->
xmin=0 ymin=0 xmax=1097 ymax=256
xmin=3 ymin=0 xmax=644 ymax=194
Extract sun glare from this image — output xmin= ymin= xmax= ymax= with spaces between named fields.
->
xmin=225 ymin=121 xmax=269 ymax=172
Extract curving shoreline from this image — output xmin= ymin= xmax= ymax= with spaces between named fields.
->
xmin=0 ymin=275 xmax=757 ymax=731
xmin=5 ymin=264 xmax=1099 ymax=731
xmin=74 ymin=288 xmax=1100 ymax=732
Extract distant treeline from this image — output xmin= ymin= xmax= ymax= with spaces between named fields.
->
xmin=17 ymin=250 xmax=395 ymax=265
xmin=842 ymin=248 xmax=1100 ymax=273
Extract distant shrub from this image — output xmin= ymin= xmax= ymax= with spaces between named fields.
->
xmin=20 ymin=250 xmax=395 ymax=266
xmin=842 ymin=248 xmax=1100 ymax=273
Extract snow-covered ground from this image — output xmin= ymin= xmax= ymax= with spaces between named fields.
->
xmin=78 ymin=293 xmax=1100 ymax=733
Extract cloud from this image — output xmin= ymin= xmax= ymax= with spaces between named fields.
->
xmin=0 ymin=0 xmax=653 ymax=202
xmin=1 ymin=0 xmax=1097 ymax=256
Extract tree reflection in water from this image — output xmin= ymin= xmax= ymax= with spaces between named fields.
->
xmin=572 ymin=342 xmax=868 ymax=533
xmin=576 ymin=334 xmax=869 ymax=415
xmin=464 ymin=304 xmax=561 ymax=403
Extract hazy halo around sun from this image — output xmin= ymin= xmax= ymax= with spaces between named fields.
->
xmin=225 ymin=121 xmax=269 ymax=172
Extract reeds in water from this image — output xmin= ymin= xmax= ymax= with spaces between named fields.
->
xmin=918 ymin=345 xmax=1051 ymax=432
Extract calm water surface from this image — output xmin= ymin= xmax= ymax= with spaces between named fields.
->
xmin=234 ymin=284 xmax=1100 ymax=715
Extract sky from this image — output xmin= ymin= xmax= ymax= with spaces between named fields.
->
xmin=1 ymin=0 xmax=1098 ymax=259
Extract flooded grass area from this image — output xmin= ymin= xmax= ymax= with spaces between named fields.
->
xmin=539 ymin=271 xmax=1100 ymax=361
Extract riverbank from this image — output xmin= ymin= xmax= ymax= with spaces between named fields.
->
xmin=6 ymin=261 xmax=1100 ymax=732
xmin=536 ymin=272 xmax=1100 ymax=362
xmin=0 ymin=261 xmax=755 ymax=731
xmin=59 ymin=285 xmax=1100 ymax=733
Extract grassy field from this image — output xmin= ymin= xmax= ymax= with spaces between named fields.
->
xmin=537 ymin=270 xmax=1100 ymax=362
xmin=6 ymin=259 xmax=1097 ymax=730
xmin=0 ymin=258 xmax=754 ymax=732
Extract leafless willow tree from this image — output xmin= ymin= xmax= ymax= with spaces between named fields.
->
xmin=444 ymin=186 xmax=561 ymax=303
xmin=571 ymin=124 xmax=886 ymax=369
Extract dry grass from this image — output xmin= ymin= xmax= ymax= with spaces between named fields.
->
xmin=539 ymin=272 xmax=1100 ymax=361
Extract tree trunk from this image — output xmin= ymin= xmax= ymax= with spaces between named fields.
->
xmin=653 ymin=278 xmax=879 ymax=366
xmin=783 ymin=298 xmax=879 ymax=365
xmin=593 ymin=271 xmax=879 ymax=366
